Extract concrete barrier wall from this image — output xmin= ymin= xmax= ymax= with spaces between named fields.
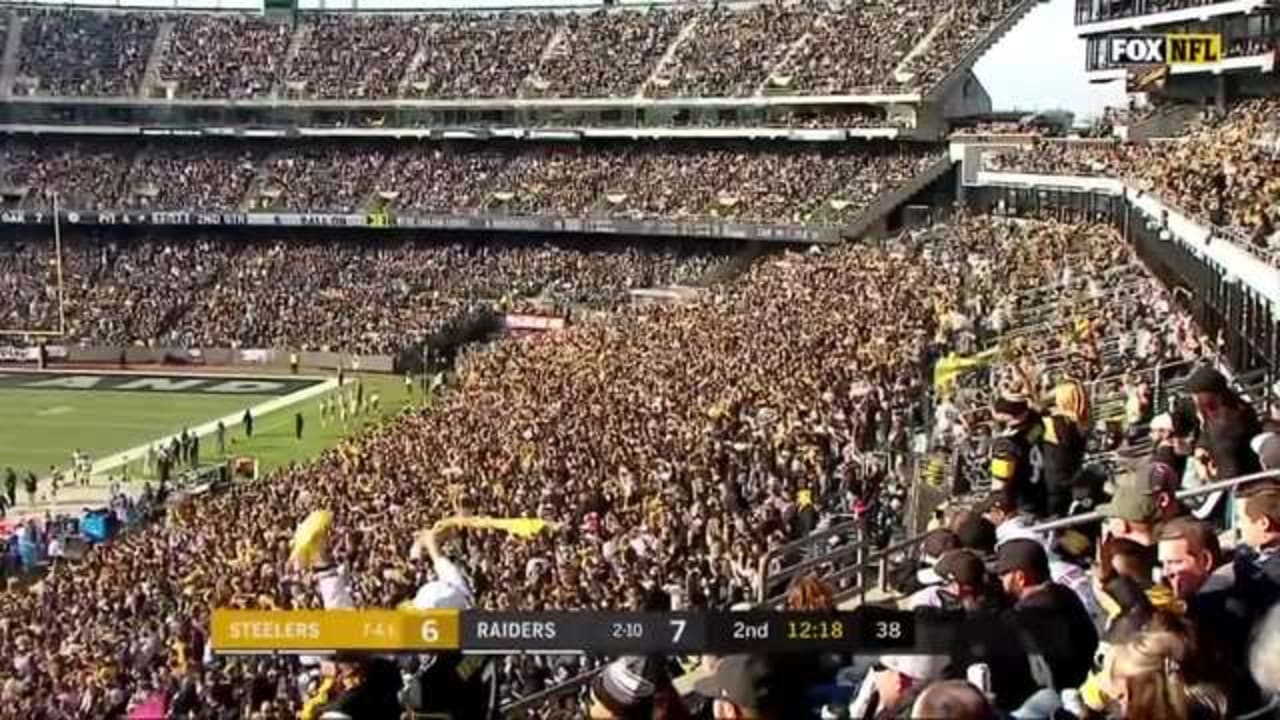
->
xmin=51 ymin=345 xmax=395 ymax=373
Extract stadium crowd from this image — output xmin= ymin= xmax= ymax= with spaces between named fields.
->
xmin=403 ymin=13 xmax=555 ymax=100
xmin=285 ymin=16 xmax=422 ymax=100
xmin=9 ymin=3 xmax=1025 ymax=100
xmin=982 ymin=98 xmax=1280 ymax=267
xmin=529 ymin=8 xmax=686 ymax=98
xmin=1 ymin=138 xmax=945 ymax=226
xmin=158 ymin=14 xmax=292 ymax=100
xmin=0 ymin=234 xmax=721 ymax=353
xmin=1 ymin=211 xmax=1275 ymax=720
xmin=14 ymin=10 xmax=156 ymax=97
xmin=650 ymin=4 xmax=807 ymax=98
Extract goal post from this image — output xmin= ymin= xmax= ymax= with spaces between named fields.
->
xmin=0 ymin=192 xmax=68 ymax=339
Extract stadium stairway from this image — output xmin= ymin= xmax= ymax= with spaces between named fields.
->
xmin=891 ymin=8 xmax=955 ymax=85
xmin=640 ymin=12 xmax=702 ymax=98
xmin=690 ymin=244 xmax=770 ymax=287
xmin=274 ymin=24 xmax=312 ymax=100
xmin=0 ymin=11 xmax=22 ymax=98
xmin=398 ymin=43 xmax=431 ymax=97
xmin=515 ymin=26 xmax=569 ymax=99
xmin=842 ymin=155 xmax=953 ymax=240
xmin=756 ymin=31 xmax=812 ymax=97
xmin=924 ymin=0 xmax=1047 ymax=101
xmin=240 ymin=147 xmax=297 ymax=211
xmin=138 ymin=20 xmax=175 ymax=98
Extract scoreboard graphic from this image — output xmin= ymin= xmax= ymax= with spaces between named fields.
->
xmin=211 ymin=608 xmax=920 ymax=656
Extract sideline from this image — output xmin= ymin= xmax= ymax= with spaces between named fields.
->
xmin=88 ymin=376 xmax=339 ymax=479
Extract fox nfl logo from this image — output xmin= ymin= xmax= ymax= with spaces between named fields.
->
xmin=1107 ymin=34 xmax=1222 ymax=65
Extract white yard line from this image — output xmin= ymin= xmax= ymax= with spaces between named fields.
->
xmin=89 ymin=377 xmax=338 ymax=478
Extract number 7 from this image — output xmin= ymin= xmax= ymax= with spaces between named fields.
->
xmin=669 ymin=619 xmax=686 ymax=643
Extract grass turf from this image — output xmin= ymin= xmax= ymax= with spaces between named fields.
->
xmin=0 ymin=373 xmax=417 ymax=479
xmin=0 ymin=389 xmax=277 ymax=474
xmin=207 ymin=372 xmax=415 ymax=476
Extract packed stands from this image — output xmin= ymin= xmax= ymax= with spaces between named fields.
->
xmin=649 ymin=4 xmax=806 ymax=97
xmin=4 ymin=210 xmax=1275 ymax=719
xmin=9 ymin=4 xmax=1027 ymax=100
xmin=982 ymin=98 xmax=1280 ymax=267
xmin=900 ymin=0 xmax=1019 ymax=88
xmin=3 ymin=0 xmax=1279 ymax=716
xmin=769 ymin=0 xmax=1016 ymax=95
xmin=771 ymin=0 xmax=934 ymax=95
xmin=255 ymin=147 xmax=387 ymax=213
xmin=15 ymin=10 xmax=156 ymax=97
xmin=0 ymin=234 xmax=721 ymax=352
xmin=123 ymin=143 xmax=261 ymax=212
xmin=0 ymin=140 xmax=131 ymax=212
xmin=0 ymin=138 xmax=945 ymax=226
xmin=403 ymin=13 xmax=555 ymax=99
xmin=372 ymin=146 xmax=510 ymax=216
xmin=284 ymin=15 xmax=422 ymax=100
xmin=158 ymin=15 xmax=292 ymax=100
xmin=529 ymin=8 xmax=687 ymax=98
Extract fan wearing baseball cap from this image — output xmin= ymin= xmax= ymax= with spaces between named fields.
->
xmin=692 ymin=654 xmax=788 ymax=719
xmin=1251 ymin=429 xmax=1280 ymax=473
xmin=907 ymin=550 xmax=998 ymax=611
xmin=1096 ymin=475 xmax=1161 ymax=550
xmin=588 ymin=655 xmax=689 ymax=720
xmin=989 ymin=539 xmax=1098 ymax=709
xmin=846 ymin=653 xmax=949 ymax=720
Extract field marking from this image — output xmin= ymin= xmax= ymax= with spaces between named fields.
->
xmin=88 ymin=377 xmax=339 ymax=479
xmin=36 ymin=406 xmax=72 ymax=417
xmin=0 ymin=367 xmax=328 ymax=381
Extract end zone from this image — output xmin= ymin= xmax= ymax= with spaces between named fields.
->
xmin=0 ymin=369 xmax=325 ymax=397
xmin=0 ymin=369 xmax=337 ymax=480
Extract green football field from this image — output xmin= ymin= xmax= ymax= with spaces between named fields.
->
xmin=0 ymin=387 xmax=277 ymax=474
xmin=0 ymin=371 xmax=413 ymax=479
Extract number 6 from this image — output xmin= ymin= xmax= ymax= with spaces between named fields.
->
xmin=421 ymin=619 xmax=439 ymax=643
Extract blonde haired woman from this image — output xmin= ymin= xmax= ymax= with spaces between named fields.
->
xmin=1109 ymin=630 xmax=1226 ymax=720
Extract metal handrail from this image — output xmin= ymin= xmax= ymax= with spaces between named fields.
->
xmin=500 ymin=668 xmax=598 ymax=716
xmin=754 ymin=519 xmax=861 ymax=604
xmin=821 ymin=467 xmax=1280 ymax=607
xmin=1029 ymin=467 xmax=1280 ymax=533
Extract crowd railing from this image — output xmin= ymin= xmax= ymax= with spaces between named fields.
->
xmin=828 ymin=466 xmax=1280 ymax=608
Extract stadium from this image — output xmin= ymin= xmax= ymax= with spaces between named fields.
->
xmin=0 ymin=0 xmax=1278 ymax=717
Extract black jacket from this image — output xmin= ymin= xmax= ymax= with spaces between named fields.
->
xmin=956 ymin=583 xmax=1098 ymax=712
xmin=1040 ymin=415 xmax=1087 ymax=518
xmin=1201 ymin=402 xmax=1262 ymax=481
xmin=1192 ymin=549 xmax=1280 ymax=716
xmin=992 ymin=412 xmax=1046 ymax=518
